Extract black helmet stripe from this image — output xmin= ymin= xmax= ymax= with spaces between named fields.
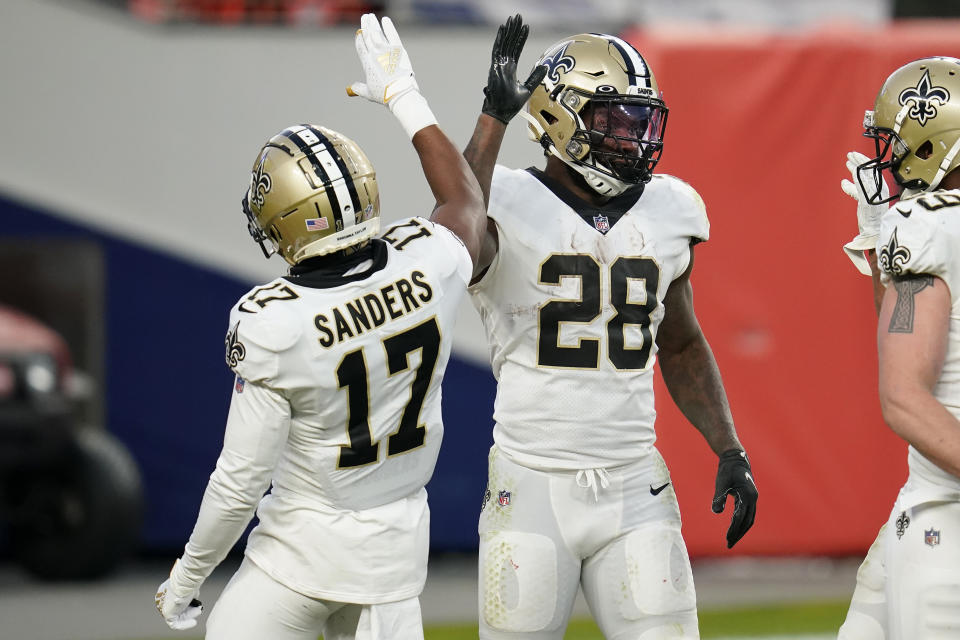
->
xmin=304 ymin=125 xmax=363 ymax=222
xmin=281 ymin=126 xmax=361 ymax=231
xmin=281 ymin=126 xmax=343 ymax=230
xmin=593 ymin=34 xmax=650 ymax=90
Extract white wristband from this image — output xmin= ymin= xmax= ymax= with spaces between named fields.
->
xmin=389 ymin=90 xmax=438 ymax=139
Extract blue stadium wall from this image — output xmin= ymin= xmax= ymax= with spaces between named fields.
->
xmin=0 ymin=195 xmax=495 ymax=553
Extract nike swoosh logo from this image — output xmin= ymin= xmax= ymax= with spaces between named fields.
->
xmin=650 ymin=482 xmax=670 ymax=496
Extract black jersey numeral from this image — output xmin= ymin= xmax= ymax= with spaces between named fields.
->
xmin=608 ymin=257 xmax=660 ymax=370
xmin=537 ymin=254 xmax=661 ymax=370
xmin=916 ymin=193 xmax=960 ymax=211
xmin=238 ymin=282 xmax=300 ymax=313
xmin=538 ymin=255 xmax=602 ymax=368
xmin=382 ymin=219 xmax=433 ymax=250
xmin=336 ymin=317 xmax=441 ymax=468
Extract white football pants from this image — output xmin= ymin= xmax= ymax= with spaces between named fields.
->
xmin=205 ymin=557 xmax=424 ymax=640
xmin=478 ymin=445 xmax=699 ymax=640
xmin=839 ymin=479 xmax=960 ymax=640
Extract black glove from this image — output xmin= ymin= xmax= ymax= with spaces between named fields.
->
xmin=711 ymin=448 xmax=758 ymax=549
xmin=481 ymin=14 xmax=548 ymax=124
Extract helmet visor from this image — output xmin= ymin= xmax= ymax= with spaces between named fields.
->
xmin=581 ymin=98 xmax=667 ymax=185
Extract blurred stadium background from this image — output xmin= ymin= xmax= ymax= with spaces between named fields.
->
xmin=1 ymin=0 xmax=960 ymax=637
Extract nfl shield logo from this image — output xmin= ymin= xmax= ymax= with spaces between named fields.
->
xmin=234 ymin=376 xmax=245 ymax=393
xmin=925 ymin=528 xmax=941 ymax=547
xmin=593 ymin=215 xmax=610 ymax=233
xmin=497 ymin=490 xmax=511 ymax=507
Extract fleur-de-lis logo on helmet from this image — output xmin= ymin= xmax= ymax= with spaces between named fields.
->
xmin=224 ymin=322 xmax=247 ymax=368
xmin=539 ymin=40 xmax=575 ymax=84
xmin=878 ymin=228 xmax=912 ymax=276
xmin=899 ymin=70 xmax=950 ymax=127
xmin=249 ymin=157 xmax=272 ymax=208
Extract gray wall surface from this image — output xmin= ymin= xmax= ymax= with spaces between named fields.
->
xmin=0 ymin=0 xmax=563 ymax=363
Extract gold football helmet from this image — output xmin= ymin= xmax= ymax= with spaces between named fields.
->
xmin=242 ymin=124 xmax=380 ymax=265
xmin=860 ymin=57 xmax=960 ymax=204
xmin=520 ymin=33 xmax=667 ymax=197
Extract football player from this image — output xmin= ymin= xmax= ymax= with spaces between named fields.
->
xmin=153 ymin=14 xmax=484 ymax=640
xmin=838 ymin=56 xmax=960 ymax=640
xmin=464 ymin=15 xmax=758 ymax=640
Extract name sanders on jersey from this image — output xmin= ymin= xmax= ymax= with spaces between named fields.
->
xmin=314 ymin=270 xmax=434 ymax=348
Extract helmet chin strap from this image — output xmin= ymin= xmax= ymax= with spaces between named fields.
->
xmin=517 ymin=110 xmax=631 ymax=197
xmin=577 ymin=166 xmax=629 ymax=197
xmin=929 ymin=136 xmax=960 ymax=192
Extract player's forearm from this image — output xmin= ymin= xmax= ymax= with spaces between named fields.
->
xmin=174 ymin=385 xmax=289 ymax=595
xmin=659 ymin=334 xmax=742 ymax=456
xmin=414 ymin=125 xmax=485 ymax=264
xmin=880 ymin=386 xmax=960 ymax=478
xmin=463 ymin=114 xmax=507 ymax=208
xmin=174 ymin=451 xmax=272 ymax=595
xmin=414 ymin=125 xmax=482 ymax=208
xmin=866 ymin=249 xmax=884 ymax=315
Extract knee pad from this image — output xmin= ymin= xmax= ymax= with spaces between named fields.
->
xmin=621 ymin=524 xmax=696 ymax=619
xmin=480 ymin=531 xmax=558 ymax=633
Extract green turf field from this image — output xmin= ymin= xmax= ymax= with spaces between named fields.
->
xmin=422 ymin=600 xmax=848 ymax=639
xmin=145 ymin=600 xmax=848 ymax=640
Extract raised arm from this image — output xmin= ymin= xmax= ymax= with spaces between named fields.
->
xmin=463 ymin=14 xmax=546 ymax=278
xmin=348 ymin=13 xmax=485 ymax=268
xmin=878 ymin=273 xmax=960 ymax=477
xmin=656 ymin=246 xmax=757 ymax=549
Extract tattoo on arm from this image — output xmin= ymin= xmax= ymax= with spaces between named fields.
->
xmin=889 ymin=274 xmax=934 ymax=334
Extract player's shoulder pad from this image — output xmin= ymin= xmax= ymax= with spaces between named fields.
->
xmin=877 ymin=191 xmax=960 ymax=280
xmin=228 ymin=280 xmax=303 ymax=353
xmin=648 ymin=173 xmax=710 ymax=243
xmin=489 ymin=165 xmax=533 ymax=207
xmin=381 ymin=216 xmax=438 ymax=247
xmin=383 ymin=216 xmax=472 ymax=284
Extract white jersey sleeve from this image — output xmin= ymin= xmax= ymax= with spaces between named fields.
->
xmin=382 ymin=216 xmax=473 ymax=286
xmin=170 ymin=379 xmax=291 ymax=600
xmin=470 ymin=166 xmax=709 ymax=470
xmin=663 ymin=174 xmax=710 ymax=246
xmin=877 ymin=189 xmax=960 ymax=491
xmin=878 ymin=193 xmax=959 ymax=287
xmin=225 ymin=296 xmax=302 ymax=385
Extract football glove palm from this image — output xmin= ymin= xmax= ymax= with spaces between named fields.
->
xmin=348 ymin=13 xmax=436 ymax=139
xmin=481 ymin=14 xmax=548 ymax=124
xmin=711 ymin=448 xmax=758 ymax=549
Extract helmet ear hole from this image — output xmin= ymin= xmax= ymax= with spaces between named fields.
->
xmin=916 ymin=140 xmax=934 ymax=160
xmin=540 ymin=110 xmax=558 ymax=125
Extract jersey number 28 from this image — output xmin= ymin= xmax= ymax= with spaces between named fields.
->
xmin=538 ymin=254 xmax=660 ymax=371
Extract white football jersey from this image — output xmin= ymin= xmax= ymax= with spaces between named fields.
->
xmin=878 ymin=190 xmax=960 ymax=492
xmin=176 ymin=217 xmax=472 ymax=604
xmin=469 ymin=165 xmax=709 ymax=470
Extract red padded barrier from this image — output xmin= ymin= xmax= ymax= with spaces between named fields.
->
xmin=618 ymin=21 xmax=960 ymax=556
